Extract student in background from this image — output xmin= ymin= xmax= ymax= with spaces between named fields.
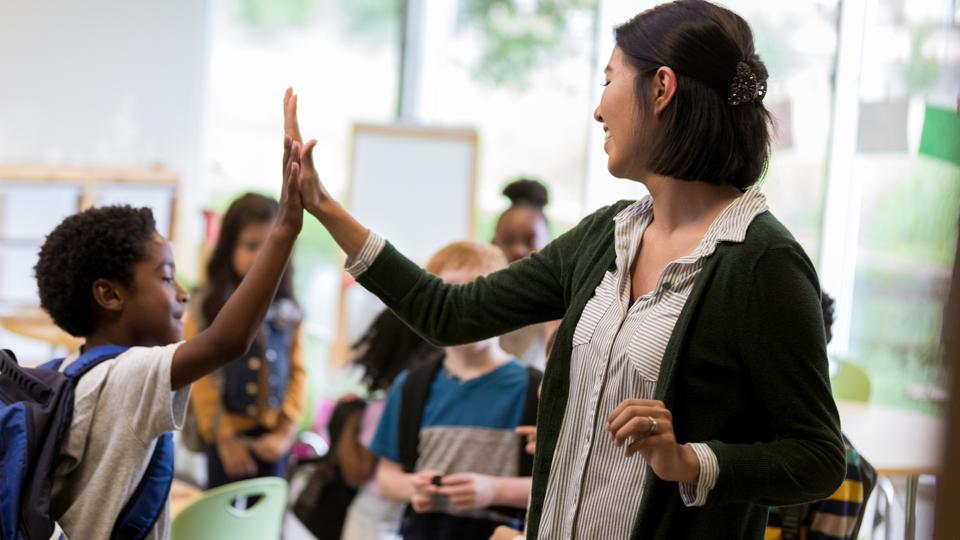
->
xmin=36 ymin=140 xmax=304 ymax=539
xmin=340 ymin=310 xmax=444 ymax=540
xmin=493 ymin=179 xmax=554 ymax=371
xmin=370 ymin=242 xmax=540 ymax=540
xmin=188 ymin=193 xmax=307 ymax=488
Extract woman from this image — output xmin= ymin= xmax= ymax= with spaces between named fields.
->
xmin=283 ymin=1 xmax=844 ymax=537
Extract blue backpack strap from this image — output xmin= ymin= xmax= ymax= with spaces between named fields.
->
xmin=38 ymin=357 xmax=66 ymax=371
xmin=50 ymin=344 xmax=174 ymax=539
xmin=111 ymin=432 xmax=175 ymax=540
xmin=63 ymin=344 xmax=130 ymax=379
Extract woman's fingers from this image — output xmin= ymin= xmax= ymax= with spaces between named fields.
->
xmin=283 ymin=88 xmax=303 ymax=143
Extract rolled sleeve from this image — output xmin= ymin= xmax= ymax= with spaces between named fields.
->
xmin=679 ymin=443 xmax=719 ymax=507
xmin=345 ymin=230 xmax=385 ymax=277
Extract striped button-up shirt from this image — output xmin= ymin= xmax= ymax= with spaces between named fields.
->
xmin=347 ymin=188 xmax=769 ymax=539
xmin=536 ymin=188 xmax=768 ymax=538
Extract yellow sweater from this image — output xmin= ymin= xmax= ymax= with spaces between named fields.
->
xmin=185 ymin=313 xmax=307 ymax=443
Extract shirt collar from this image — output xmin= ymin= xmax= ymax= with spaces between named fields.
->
xmin=611 ymin=187 xmax=768 ymax=259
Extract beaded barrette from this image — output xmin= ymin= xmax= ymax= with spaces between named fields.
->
xmin=728 ymin=61 xmax=766 ymax=106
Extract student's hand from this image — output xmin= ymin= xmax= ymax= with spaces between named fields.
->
xmin=515 ymin=425 xmax=537 ymax=456
xmin=283 ymin=88 xmax=330 ymax=218
xmin=490 ymin=525 xmax=524 ymax=540
xmin=251 ymin=428 xmax=295 ymax=464
xmin=217 ymin=436 xmax=257 ymax=479
xmin=605 ymin=399 xmax=700 ymax=484
xmin=436 ymin=473 xmax=497 ymax=511
xmin=276 ymin=134 xmax=304 ymax=237
xmin=409 ymin=469 xmax=443 ymax=513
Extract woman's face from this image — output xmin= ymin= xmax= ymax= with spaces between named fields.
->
xmin=492 ymin=207 xmax=550 ymax=263
xmin=594 ymin=46 xmax=644 ymax=179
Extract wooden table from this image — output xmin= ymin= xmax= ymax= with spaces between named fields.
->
xmin=170 ymin=479 xmax=203 ymax=518
xmin=0 ymin=306 xmax=83 ymax=353
xmin=837 ymin=400 xmax=946 ymax=540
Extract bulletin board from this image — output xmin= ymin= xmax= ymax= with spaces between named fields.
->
xmin=331 ymin=123 xmax=479 ymax=366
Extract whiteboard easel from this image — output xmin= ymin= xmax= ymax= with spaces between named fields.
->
xmin=331 ymin=123 xmax=478 ymax=367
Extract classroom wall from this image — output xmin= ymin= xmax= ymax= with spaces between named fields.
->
xmin=0 ymin=0 xmax=212 ymax=360
xmin=0 ymin=0 xmax=212 ymax=269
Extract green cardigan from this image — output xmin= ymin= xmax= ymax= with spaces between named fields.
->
xmin=357 ymin=202 xmax=845 ymax=539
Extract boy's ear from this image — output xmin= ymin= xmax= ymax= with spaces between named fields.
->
xmin=91 ymin=279 xmax=124 ymax=313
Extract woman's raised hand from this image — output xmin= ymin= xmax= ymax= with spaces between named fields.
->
xmin=283 ymin=88 xmax=328 ymax=217
xmin=281 ymin=88 xmax=371 ymax=259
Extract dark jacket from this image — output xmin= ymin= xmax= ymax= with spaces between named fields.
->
xmin=357 ymin=202 xmax=845 ymax=539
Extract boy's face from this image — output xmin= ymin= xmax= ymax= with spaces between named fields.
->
xmin=123 ymin=233 xmax=189 ymax=346
xmin=438 ymin=266 xmax=497 ymax=355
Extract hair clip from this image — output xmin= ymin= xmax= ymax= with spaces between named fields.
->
xmin=728 ymin=61 xmax=766 ymax=106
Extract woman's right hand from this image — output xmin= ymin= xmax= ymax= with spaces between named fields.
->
xmin=217 ymin=436 xmax=257 ymax=479
xmin=283 ymin=88 xmax=328 ymax=218
xmin=282 ymin=88 xmax=371 ymax=259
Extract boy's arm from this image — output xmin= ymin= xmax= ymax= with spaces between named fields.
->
xmin=170 ymin=139 xmax=303 ymax=390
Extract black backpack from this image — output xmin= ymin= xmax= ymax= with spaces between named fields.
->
xmin=0 ymin=346 xmax=174 ymax=540
xmin=292 ymin=398 xmax=368 ymax=540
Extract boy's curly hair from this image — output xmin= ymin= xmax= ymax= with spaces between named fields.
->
xmin=34 ymin=205 xmax=157 ymax=337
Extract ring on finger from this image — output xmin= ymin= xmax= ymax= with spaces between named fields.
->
xmin=647 ymin=416 xmax=658 ymax=435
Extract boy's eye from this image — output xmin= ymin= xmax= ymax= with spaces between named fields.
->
xmin=162 ymin=277 xmax=175 ymax=284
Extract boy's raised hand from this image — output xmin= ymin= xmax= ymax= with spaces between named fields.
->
xmin=277 ymin=135 xmax=303 ymax=235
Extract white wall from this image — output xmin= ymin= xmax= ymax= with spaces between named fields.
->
xmin=0 ymin=0 xmax=211 ymax=269
xmin=0 ymin=0 xmax=212 ymax=360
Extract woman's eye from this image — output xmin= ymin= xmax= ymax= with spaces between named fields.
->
xmin=601 ymin=80 xmax=611 ymax=87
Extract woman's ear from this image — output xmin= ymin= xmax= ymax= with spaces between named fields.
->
xmin=92 ymin=278 xmax=124 ymax=313
xmin=652 ymin=66 xmax=678 ymax=116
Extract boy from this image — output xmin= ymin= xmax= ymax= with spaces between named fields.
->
xmin=368 ymin=241 xmax=539 ymax=540
xmin=33 ymin=137 xmax=304 ymax=539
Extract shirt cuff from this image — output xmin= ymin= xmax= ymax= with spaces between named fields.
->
xmin=345 ymin=230 xmax=385 ymax=277
xmin=679 ymin=443 xmax=719 ymax=507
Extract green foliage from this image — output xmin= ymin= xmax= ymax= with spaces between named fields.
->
xmin=906 ymin=24 xmax=941 ymax=93
xmin=335 ymin=0 xmax=401 ymax=42
xmin=232 ymin=0 xmax=322 ymax=28
xmin=462 ymin=0 xmax=596 ymax=88
xmin=864 ymin=160 xmax=960 ymax=266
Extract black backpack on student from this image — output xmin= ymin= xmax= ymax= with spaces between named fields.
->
xmin=0 ymin=346 xmax=174 ymax=540
xmin=292 ymin=398 xmax=368 ymax=540
xmin=397 ymin=356 xmax=542 ymax=530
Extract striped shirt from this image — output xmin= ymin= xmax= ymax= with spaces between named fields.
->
xmin=347 ymin=188 xmax=769 ymax=539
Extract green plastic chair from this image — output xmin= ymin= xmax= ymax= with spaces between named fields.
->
xmin=171 ymin=477 xmax=288 ymax=540
xmin=830 ymin=359 xmax=871 ymax=402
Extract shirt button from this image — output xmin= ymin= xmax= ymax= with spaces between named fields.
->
xmin=266 ymin=349 xmax=278 ymax=362
xmin=662 ymin=282 xmax=672 ymax=291
xmin=245 ymin=382 xmax=257 ymax=395
xmin=248 ymin=357 xmax=262 ymax=370
xmin=246 ymin=405 xmax=258 ymax=416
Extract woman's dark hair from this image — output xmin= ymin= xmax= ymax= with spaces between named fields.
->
xmin=614 ymin=0 xmax=772 ymax=189
xmin=201 ymin=193 xmax=296 ymax=326
xmin=821 ymin=291 xmax=836 ymax=345
xmin=353 ymin=310 xmax=442 ymax=393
